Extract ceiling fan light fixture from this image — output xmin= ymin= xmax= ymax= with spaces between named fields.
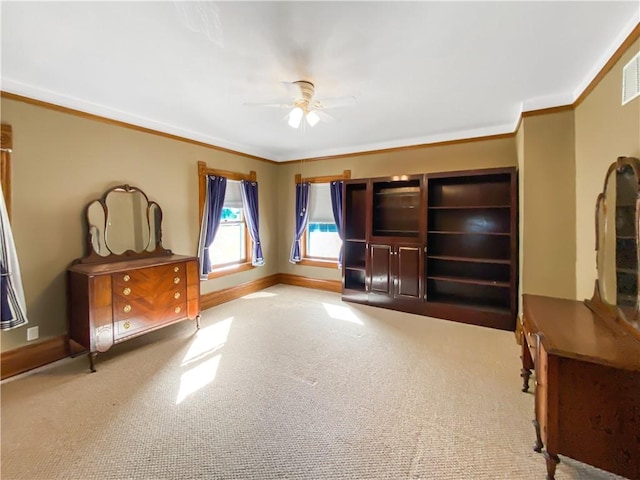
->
xmin=288 ymin=106 xmax=303 ymax=128
xmin=305 ymin=110 xmax=320 ymax=127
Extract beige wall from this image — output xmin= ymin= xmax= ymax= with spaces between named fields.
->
xmin=0 ymin=98 xmax=279 ymax=352
xmin=518 ymin=110 xmax=577 ymax=299
xmin=575 ymin=38 xmax=640 ymax=300
xmin=277 ymin=138 xmax=518 ymax=280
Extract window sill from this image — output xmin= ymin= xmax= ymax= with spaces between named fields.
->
xmin=298 ymin=258 xmax=339 ymax=269
xmin=206 ymin=262 xmax=254 ymax=279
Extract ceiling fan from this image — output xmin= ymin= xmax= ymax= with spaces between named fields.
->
xmin=245 ymin=80 xmax=357 ymax=129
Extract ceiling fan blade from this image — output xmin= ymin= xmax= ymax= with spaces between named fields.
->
xmin=314 ymin=96 xmax=357 ymax=109
xmin=242 ymin=102 xmax=294 ymax=109
xmin=315 ymin=110 xmax=335 ymax=123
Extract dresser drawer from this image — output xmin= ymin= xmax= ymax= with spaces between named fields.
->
xmin=113 ymin=274 xmax=185 ymax=303
xmin=114 ymin=288 xmax=185 ymax=317
xmin=114 ymin=296 xmax=186 ymax=338
xmin=112 ymin=263 xmax=186 ymax=297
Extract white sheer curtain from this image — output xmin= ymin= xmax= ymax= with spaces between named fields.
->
xmin=0 ymin=182 xmax=28 ymax=330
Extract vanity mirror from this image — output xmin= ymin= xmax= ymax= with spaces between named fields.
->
xmin=586 ymin=156 xmax=640 ymax=338
xmin=79 ymin=184 xmax=169 ymax=263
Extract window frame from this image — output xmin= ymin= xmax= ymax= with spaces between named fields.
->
xmin=1 ymin=124 xmax=12 ymax=220
xmin=198 ymin=161 xmax=256 ymax=279
xmin=295 ymin=170 xmax=351 ymax=269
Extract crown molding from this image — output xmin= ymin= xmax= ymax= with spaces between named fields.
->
xmin=2 ymin=21 xmax=639 ymax=164
xmin=0 ymin=90 xmax=278 ymax=165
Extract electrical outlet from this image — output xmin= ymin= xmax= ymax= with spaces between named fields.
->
xmin=27 ymin=326 xmax=39 ymax=342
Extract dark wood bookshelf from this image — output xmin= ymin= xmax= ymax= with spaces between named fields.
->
xmin=428 ymin=298 xmax=511 ymax=315
xmin=427 ymin=275 xmax=510 ymax=288
xmin=342 ymin=180 xmax=370 ymax=296
xmin=341 ymin=167 xmax=518 ymax=331
xmin=427 ymin=255 xmax=511 ymax=265
xmin=372 ymin=178 xmax=421 ymax=239
xmin=428 ymin=205 xmax=510 ymax=210
xmin=428 ymin=230 xmax=510 ymax=236
xmin=426 ymin=167 xmax=517 ymax=330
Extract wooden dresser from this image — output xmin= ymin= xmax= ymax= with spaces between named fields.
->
xmin=68 ymin=255 xmax=200 ymax=371
xmin=521 ymin=294 xmax=640 ymax=480
xmin=67 ymin=184 xmax=201 ymax=372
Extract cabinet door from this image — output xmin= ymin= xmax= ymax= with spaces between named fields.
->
xmin=369 ymin=244 xmax=392 ymax=295
xmin=396 ymin=244 xmax=423 ymax=299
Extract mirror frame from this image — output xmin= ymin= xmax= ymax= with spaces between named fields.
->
xmin=585 ymin=156 xmax=640 ymax=341
xmin=75 ymin=184 xmax=172 ymax=264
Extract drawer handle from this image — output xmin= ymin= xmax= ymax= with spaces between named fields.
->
xmin=174 ymin=306 xmax=181 ymax=314
xmin=174 ymin=266 xmax=180 ymax=273
xmin=123 ymin=304 xmax=132 ymax=313
xmin=123 ymin=287 xmax=131 ymax=296
xmin=123 ymin=274 xmax=130 ymax=282
xmin=174 ymin=292 xmax=181 ymax=299
xmin=124 ymin=321 xmax=131 ymax=329
xmin=174 ymin=277 xmax=181 ymax=284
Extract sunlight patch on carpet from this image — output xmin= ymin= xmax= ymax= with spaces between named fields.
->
xmin=176 ymin=316 xmax=233 ymax=404
xmin=322 ymin=303 xmax=363 ymax=325
xmin=242 ymin=291 xmax=278 ymax=299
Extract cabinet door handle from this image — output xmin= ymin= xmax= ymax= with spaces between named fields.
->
xmin=174 ymin=277 xmax=181 ymax=284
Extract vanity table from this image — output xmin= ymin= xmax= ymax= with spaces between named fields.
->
xmin=67 ymin=185 xmax=200 ymax=372
xmin=520 ymin=157 xmax=640 ymax=480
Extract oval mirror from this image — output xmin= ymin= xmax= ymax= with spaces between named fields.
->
xmin=588 ymin=156 xmax=640 ymax=336
xmin=87 ymin=200 xmax=109 ymax=257
xmin=614 ymin=163 xmax=638 ymax=322
xmin=147 ymin=202 xmax=162 ymax=252
xmin=600 ymin=170 xmax=617 ymax=305
xmin=105 ymin=189 xmax=151 ymax=254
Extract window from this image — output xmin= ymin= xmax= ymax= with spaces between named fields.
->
xmin=197 ymin=162 xmax=257 ymax=279
xmin=305 ymin=183 xmax=341 ymax=260
xmin=292 ymin=170 xmax=350 ymax=268
xmin=208 ymin=181 xmax=247 ymax=268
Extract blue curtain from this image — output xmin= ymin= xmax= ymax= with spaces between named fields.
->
xmin=330 ymin=180 xmax=344 ymax=267
xmin=289 ymin=182 xmax=310 ymax=263
xmin=0 ymin=264 xmax=11 ymax=324
xmin=1 ymin=183 xmax=28 ymax=330
xmin=197 ymin=175 xmax=227 ymax=279
xmin=240 ymin=180 xmax=264 ymax=266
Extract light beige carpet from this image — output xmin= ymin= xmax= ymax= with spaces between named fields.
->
xmin=0 ymin=285 xmax=626 ymax=480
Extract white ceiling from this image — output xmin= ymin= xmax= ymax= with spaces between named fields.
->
xmin=1 ymin=2 xmax=639 ymax=162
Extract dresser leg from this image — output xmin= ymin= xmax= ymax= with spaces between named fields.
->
xmin=195 ymin=314 xmax=201 ymax=330
xmin=532 ymin=419 xmax=543 ymax=453
xmin=88 ymin=352 xmax=97 ymax=373
xmin=543 ymin=451 xmax=559 ymax=480
xmin=521 ymin=368 xmax=531 ymax=392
